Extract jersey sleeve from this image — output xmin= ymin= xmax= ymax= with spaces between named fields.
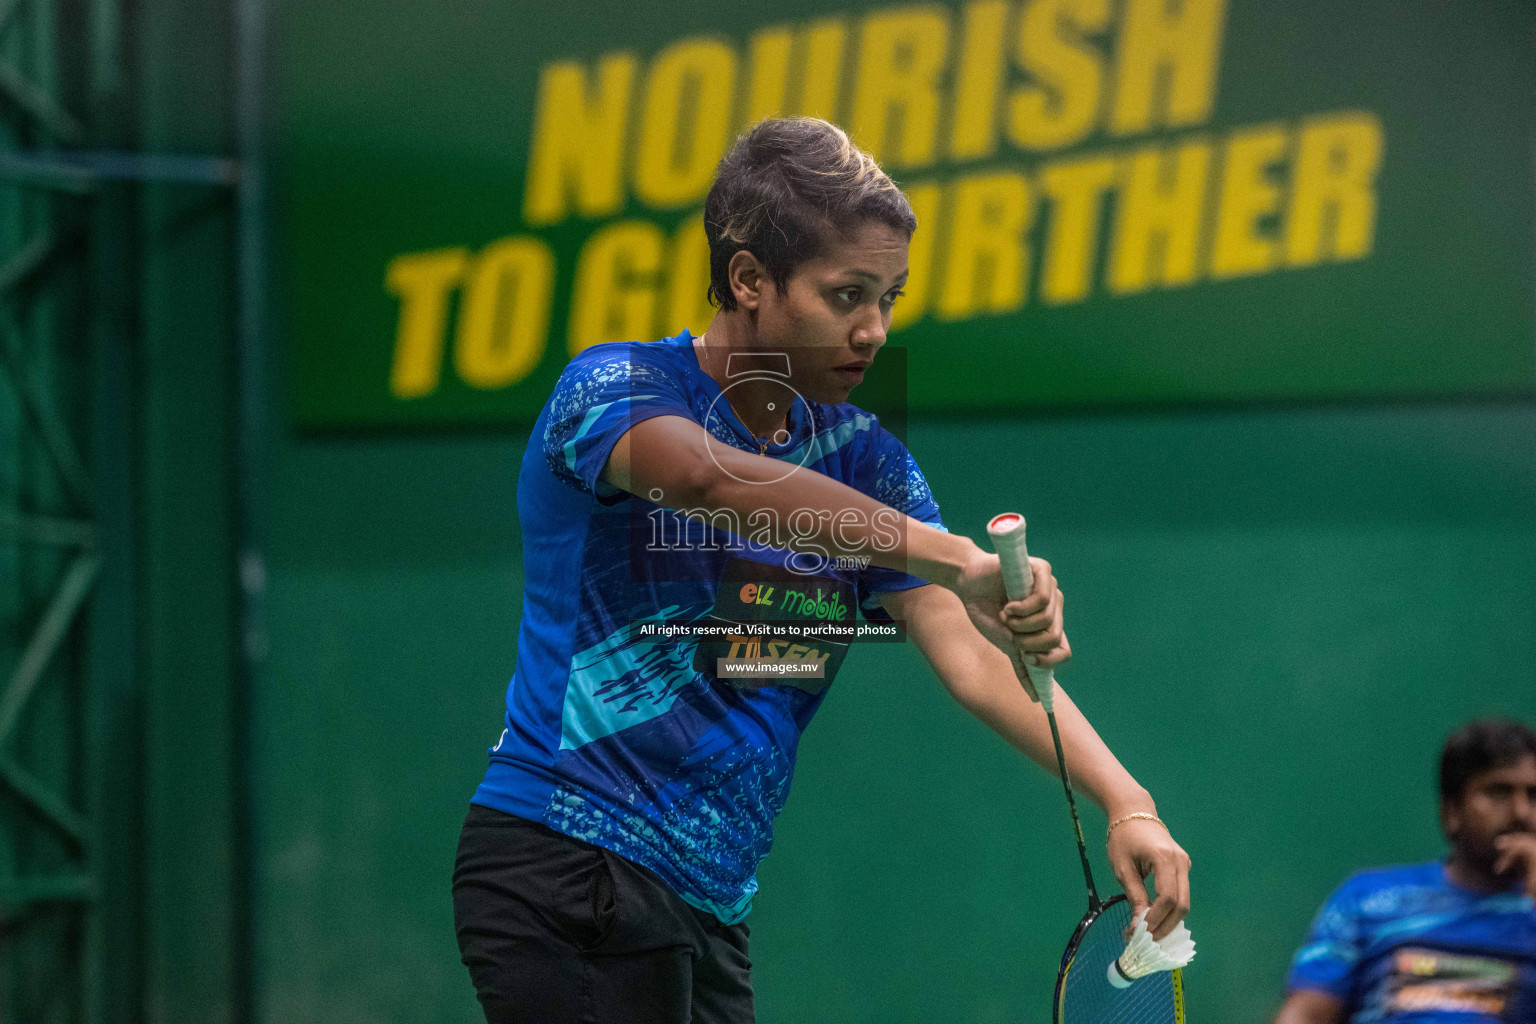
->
xmin=542 ymin=343 xmax=696 ymax=502
xmin=858 ymin=428 xmax=947 ymax=618
xmin=1286 ymin=876 xmax=1366 ymax=1000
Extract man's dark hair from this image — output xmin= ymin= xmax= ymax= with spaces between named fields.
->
xmin=1439 ymin=717 xmax=1536 ymax=803
xmin=704 ymin=118 xmax=917 ymax=311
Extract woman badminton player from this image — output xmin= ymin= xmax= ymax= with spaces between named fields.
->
xmin=451 ymin=117 xmax=1192 ymax=1024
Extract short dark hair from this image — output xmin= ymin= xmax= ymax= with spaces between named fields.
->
xmin=704 ymin=118 xmax=917 ymax=311
xmin=1439 ymin=717 xmax=1536 ymax=803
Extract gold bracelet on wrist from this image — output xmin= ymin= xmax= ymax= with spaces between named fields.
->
xmin=1106 ymin=812 xmax=1168 ymax=841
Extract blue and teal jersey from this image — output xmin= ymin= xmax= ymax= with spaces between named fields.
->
xmin=471 ymin=331 xmax=946 ymax=923
xmin=1288 ymin=861 xmax=1536 ymax=1023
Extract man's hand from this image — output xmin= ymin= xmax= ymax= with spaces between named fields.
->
xmin=950 ymin=550 xmax=1070 ymax=696
xmin=1107 ymin=818 xmax=1193 ymax=941
xmin=1493 ymin=831 xmax=1536 ymax=897
xmin=1272 ymin=990 xmax=1346 ymax=1024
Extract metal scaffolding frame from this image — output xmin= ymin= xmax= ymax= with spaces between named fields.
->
xmin=0 ymin=0 xmax=264 ymax=1017
xmin=1 ymin=2 xmax=108 ymax=1017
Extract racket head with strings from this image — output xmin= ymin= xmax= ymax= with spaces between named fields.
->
xmin=1053 ymin=895 xmax=1186 ymax=1024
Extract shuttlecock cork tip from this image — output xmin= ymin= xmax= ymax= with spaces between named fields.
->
xmin=1106 ymin=911 xmax=1196 ymax=989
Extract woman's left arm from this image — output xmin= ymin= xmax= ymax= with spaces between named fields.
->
xmin=879 ymin=582 xmax=1193 ymax=939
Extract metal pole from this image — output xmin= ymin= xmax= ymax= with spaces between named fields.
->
xmin=232 ymin=0 xmax=267 ymax=1015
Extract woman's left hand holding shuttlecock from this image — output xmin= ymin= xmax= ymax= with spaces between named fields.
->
xmin=1107 ymin=815 xmax=1191 ymax=941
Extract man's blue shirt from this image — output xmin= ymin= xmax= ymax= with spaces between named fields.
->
xmin=1288 ymin=861 xmax=1536 ymax=1023
xmin=472 ymin=332 xmax=945 ymax=923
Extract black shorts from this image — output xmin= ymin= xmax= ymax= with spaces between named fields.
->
xmin=452 ymin=803 xmax=754 ymax=1024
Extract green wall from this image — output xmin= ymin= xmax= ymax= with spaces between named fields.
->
xmin=253 ymin=399 xmax=1536 ymax=1023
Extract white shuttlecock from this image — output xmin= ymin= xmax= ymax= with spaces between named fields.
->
xmin=1107 ymin=909 xmax=1196 ymax=988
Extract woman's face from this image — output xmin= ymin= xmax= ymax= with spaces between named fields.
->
xmin=744 ymin=219 xmax=910 ymax=405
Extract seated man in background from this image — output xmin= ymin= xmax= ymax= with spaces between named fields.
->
xmin=1273 ymin=717 xmax=1536 ymax=1024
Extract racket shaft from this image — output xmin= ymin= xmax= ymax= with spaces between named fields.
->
xmin=1046 ymin=704 xmax=1098 ymax=904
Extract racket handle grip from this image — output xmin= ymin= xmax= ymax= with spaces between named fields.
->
xmin=986 ymin=513 xmax=1056 ymax=710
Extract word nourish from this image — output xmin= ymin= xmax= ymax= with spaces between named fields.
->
xmin=384 ymin=0 xmax=1382 ymax=401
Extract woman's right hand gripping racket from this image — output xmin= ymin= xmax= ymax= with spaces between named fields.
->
xmin=986 ymin=514 xmax=1194 ymax=1024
